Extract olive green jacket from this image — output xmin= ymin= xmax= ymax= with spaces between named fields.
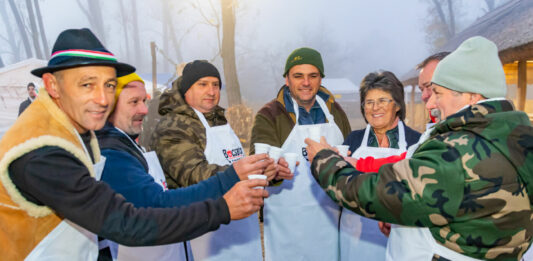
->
xmin=250 ymin=85 xmax=351 ymax=154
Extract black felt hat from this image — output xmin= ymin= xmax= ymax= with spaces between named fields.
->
xmin=31 ymin=28 xmax=135 ymax=77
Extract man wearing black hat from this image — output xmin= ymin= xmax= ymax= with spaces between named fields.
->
xmin=0 ymin=29 xmax=268 ymax=260
xmin=151 ymin=60 xmax=292 ymax=260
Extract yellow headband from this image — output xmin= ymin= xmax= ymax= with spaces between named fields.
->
xmin=115 ymin=72 xmax=144 ymax=103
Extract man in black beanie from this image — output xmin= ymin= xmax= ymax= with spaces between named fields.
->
xmin=151 ymin=60 xmax=292 ymax=260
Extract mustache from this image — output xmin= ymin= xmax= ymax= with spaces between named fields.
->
xmin=132 ymin=114 xmax=145 ymax=121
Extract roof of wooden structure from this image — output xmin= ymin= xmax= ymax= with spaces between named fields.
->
xmin=401 ymin=0 xmax=533 ymax=86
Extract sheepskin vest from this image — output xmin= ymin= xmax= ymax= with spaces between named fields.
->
xmin=0 ymin=88 xmax=100 ymax=260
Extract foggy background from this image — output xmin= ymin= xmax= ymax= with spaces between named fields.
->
xmin=0 ymin=0 xmax=510 ymax=131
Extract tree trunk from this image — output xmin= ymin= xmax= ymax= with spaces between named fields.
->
xmin=220 ymin=0 xmax=242 ymax=105
xmin=484 ymin=0 xmax=496 ymax=12
xmin=89 ymin=0 xmax=106 ymax=44
xmin=446 ymin=0 xmax=455 ymax=36
xmin=0 ymin=0 xmax=21 ymax=61
xmin=8 ymin=0 xmax=32 ymax=58
xmin=119 ymin=0 xmax=132 ymax=59
xmin=34 ymin=0 xmax=49 ymax=58
xmin=77 ymin=0 xmax=106 ymax=44
xmin=432 ymin=0 xmax=452 ymax=39
xmin=131 ymin=0 xmax=142 ymax=67
xmin=25 ymin=0 xmax=43 ymax=59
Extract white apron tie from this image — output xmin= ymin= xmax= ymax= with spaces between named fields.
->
xmin=25 ymin=132 xmax=103 ymax=261
xmin=189 ymin=109 xmax=261 ymax=261
xmin=386 ymin=125 xmax=484 ymax=261
xmin=263 ymin=96 xmax=344 ymax=261
xmin=340 ymin=121 xmax=407 ymax=261
xmin=109 ymin=127 xmax=191 ymax=261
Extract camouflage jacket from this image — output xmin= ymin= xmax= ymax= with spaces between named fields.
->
xmin=311 ymin=99 xmax=533 ymax=260
xmin=151 ymin=85 xmax=229 ymax=188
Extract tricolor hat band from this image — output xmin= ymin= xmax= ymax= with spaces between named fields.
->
xmin=51 ymin=49 xmax=117 ymax=61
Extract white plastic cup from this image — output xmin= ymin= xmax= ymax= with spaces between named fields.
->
xmin=308 ymin=125 xmax=321 ymax=142
xmin=283 ymin=152 xmax=298 ymax=173
xmin=335 ymin=145 xmax=349 ymax=157
xmin=268 ymin=146 xmax=283 ymax=163
xmin=248 ymin=174 xmax=267 ymax=189
xmin=254 ymin=143 xmax=271 ymax=155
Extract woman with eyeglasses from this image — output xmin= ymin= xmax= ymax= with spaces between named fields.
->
xmin=338 ymin=71 xmax=420 ymax=261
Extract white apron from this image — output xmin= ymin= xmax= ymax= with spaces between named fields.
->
xmin=386 ymin=126 xmax=484 ymax=261
xmin=189 ymin=109 xmax=261 ymax=261
xmin=340 ymin=121 xmax=407 ymax=261
xmin=25 ymin=132 xmax=105 ymax=261
xmin=263 ymin=96 xmax=344 ymax=261
xmin=110 ymin=127 xmax=191 ymax=261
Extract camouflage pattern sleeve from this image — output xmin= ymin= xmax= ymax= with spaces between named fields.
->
xmin=153 ymin=126 xmax=228 ymax=188
xmin=311 ymin=138 xmax=465 ymax=227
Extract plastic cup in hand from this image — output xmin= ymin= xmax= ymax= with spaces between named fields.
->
xmin=254 ymin=143 xmax=270 ymax=155
xmin=248 ymin=174 xmax=267 ymax=189
xmin=283 ymin=152 xmax=298 ymax=173
xmin=268 ymin=146 xmax=283 ymax=163
xmin=335 ymin=145 xmax=349 ymax=157
xmin=308 ymin=125 xmax=321 ymax=142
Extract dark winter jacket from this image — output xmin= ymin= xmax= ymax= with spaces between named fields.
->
xmin=97 ymin=122 xmax=240 ymax=208
xmin=250 ymin=85 xmax=351 ymax=154
xmin=344 ymin=122 xmax=421 ymax=153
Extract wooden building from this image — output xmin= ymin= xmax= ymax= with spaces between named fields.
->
xmin=401 ymin=0 xmax=533 ymax=131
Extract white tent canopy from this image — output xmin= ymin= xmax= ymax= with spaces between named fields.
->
xmin=0 ymin=59 xmax=47 ymax=138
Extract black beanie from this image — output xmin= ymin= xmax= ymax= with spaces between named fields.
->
xmin=179 ymin=60 xmax=221 ymax=97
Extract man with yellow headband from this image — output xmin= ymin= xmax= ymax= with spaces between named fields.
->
xmin=96 ymin=73 xmax=273 ymax=260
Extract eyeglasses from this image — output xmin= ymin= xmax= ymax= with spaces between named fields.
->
xmin=362 ymin=98 xmax=394 ymax=109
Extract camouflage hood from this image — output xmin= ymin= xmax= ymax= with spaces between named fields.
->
xmin=432 ymin=99 xmax=533 ymax=202
xmin=157 ymin=85 xmax=226 ymax=122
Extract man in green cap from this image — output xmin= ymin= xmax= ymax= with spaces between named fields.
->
xmin=306 ymin=36 xmax=533 ymax=260
xmin=250 ymin=47 xmax=351 ymax=260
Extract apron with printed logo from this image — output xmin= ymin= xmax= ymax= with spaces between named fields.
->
xmin=386 ymin=126 xmax=484 ymax=261
xmin=25 ymin=132 xmax=105 ymax=261
xmin=189 ymin=109 xmax=261 ymax=261
xmin=112 ymin=127 xmax=191 ymax=261
xmin=263 ymin=96 xmax=344 ymax=261
xmin=341 ymin=121 xmax=408 ymax=261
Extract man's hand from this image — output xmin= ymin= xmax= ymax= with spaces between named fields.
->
xmin=304 ymin=136 xmax=333 ymax=164
xmin=263 ymin=162 xmax=277 ymax=181
xmin=275 ymin=157 xmax=295 ymax=180
xmin=233 ymin=154 xmax=273 ymax=181
xmin=378 ymin=222 xmax=391 ymax=237
xmin=223 ymin=179 xmax=269 ymax=220
xmin=344 ymin=156 xmax=357 ymax=167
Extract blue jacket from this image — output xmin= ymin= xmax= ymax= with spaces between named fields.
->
xmin=96 ymin=122 xmax=239 ymax=208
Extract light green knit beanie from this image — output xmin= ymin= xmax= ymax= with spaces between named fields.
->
xmin=431 ymin=36 xmax=507 ymax=98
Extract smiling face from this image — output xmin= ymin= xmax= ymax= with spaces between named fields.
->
xmin=285 ymin=64 xmax=322 ymax=111
xmin=43 ymin=66 xmax=117 ymax=133
xmin=363 ymin=88 xmax=400 ymax=132
xmin=109 ymin=81 xmax=148 ymax=135
xmin=184 ymin=76 xmax=220 ymax=113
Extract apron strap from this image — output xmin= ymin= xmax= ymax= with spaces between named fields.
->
xmin=290 ymin=95 xmax=333 ymax=125
xmin=397 ymin=121 xmax=407 ymax=151
xmin=193 ymin=108 xmax=211 ymax=130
